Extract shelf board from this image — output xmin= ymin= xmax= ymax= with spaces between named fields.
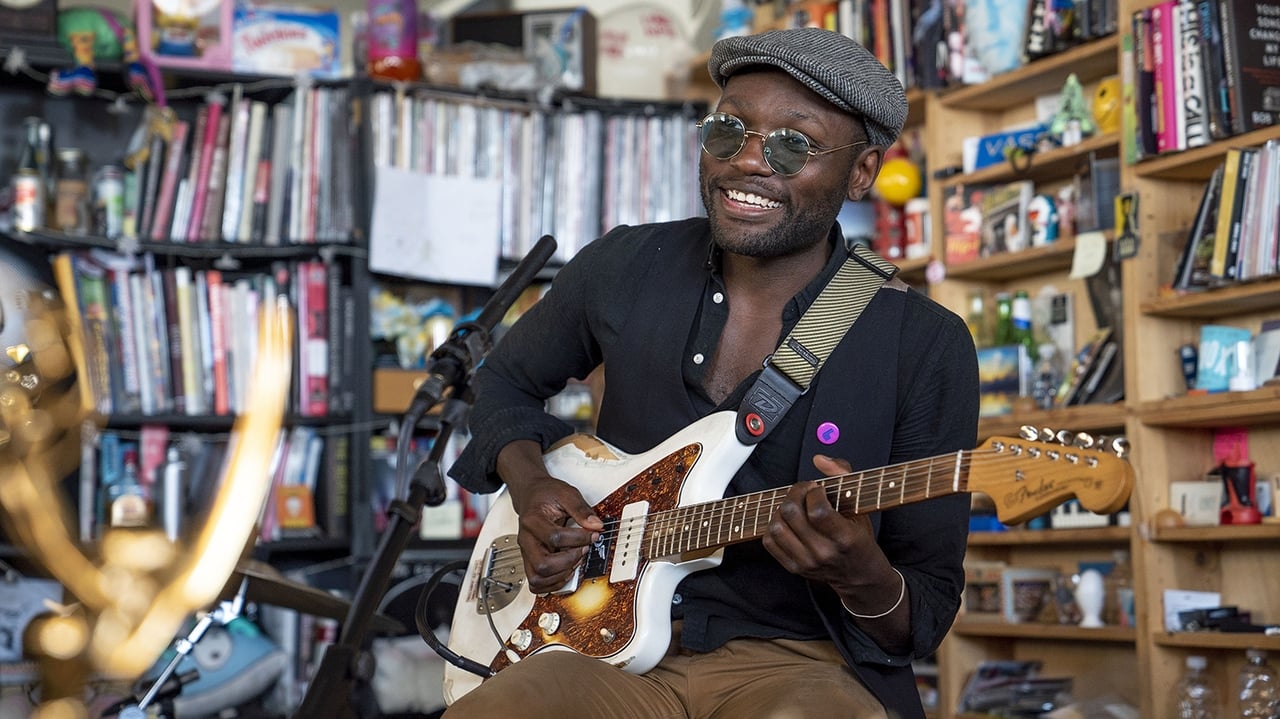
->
xmin=969 ymin=526 xmax=1130 ymax=546
xmin=1137 ymin=386 xmax=1280 ymax=427
xmin=951 ymin=619 xmax=1136 ymax=642
xmin=938 ymin=35 xmax=1119 ymax=111
xmin=3 ymin=229 xmax=362 ymax=260
xmin=947 ymin=236 xmax=1078 ymax=281
xmin=1133 ymin=125 xmax=1280 ymax=181
xmin=942 ymin=132 xmax=1120 ymax=188
xmin=1140 ymin=278 xmax=1280 ymax=317
xmin=977 ymin=401 xmax=1128 ymax=439
xmin=896 ymin=255 xmax=932 ymax=284
xmin=1148 ymin=523 xmax=1280 ymax=543
xmin=1154 ymin=632 xmax=1280 ymax=651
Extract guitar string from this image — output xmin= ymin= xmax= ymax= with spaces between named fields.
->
xmin=479 ymin=448 xmax=1106 ymax=575
xmin=478 ymin=448 xmax=1112 ymax=574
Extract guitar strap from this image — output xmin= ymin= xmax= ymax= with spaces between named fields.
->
xmin=734 ymin=242 xmax=898 ymax=444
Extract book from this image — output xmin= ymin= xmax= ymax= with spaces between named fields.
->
xmin=1176 ymin=0 xmax=1210 ymax=148
xmin=1220 ymin=0 xmax=1280 ymax=134
xmin=978 ymin=180 xmax=1033 ymax=256
xmin=1057 ymin=327 xmax=1114 ymax=407
xmin=185 ymin=97 xmax=224 ymax=243
xmin=1171 ymin=162 xmax=1225 ymax=291
xmin=1194 ymin=0 xmax=1233 ymax=140
xmin=1151 ymin=1 xmax=1179 ymax=153
xmin=943 ymin=183 xmax=987 ymax=265
xmin=1132 ymin=8 xmax=1160 ymax=158
xmin=198 ymin=107 xmax=234 ymax=243
xmin=1211 ymin=147 xmax=1258 ymax=280
xmin=977 ymin=344 xmax=1030 ymax=417
xmin=220 ymin=88 xmax=252 ymax=242
xmin=148 ymin=119 xmax=190 ymax=241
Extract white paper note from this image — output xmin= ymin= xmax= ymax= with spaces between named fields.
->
xmin=369 ymin=166 xmax=502 ymax=287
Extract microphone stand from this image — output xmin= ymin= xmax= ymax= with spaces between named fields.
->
xmin=293 ymin=235 xmax=557 ymax=719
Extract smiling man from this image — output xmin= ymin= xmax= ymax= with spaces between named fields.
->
xmin=445 ymin=27 xmax=979 ymax=719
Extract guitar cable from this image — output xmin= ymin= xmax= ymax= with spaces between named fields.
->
xmin=415 ymin=560 xmax=496 ymax=679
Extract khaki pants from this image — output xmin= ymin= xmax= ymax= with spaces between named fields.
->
xmin=442 ymin=625 xmax=888 ymax=719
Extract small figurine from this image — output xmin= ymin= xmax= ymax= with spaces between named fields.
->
xmin=1047 ymin=73 xmax=1097 ymax=147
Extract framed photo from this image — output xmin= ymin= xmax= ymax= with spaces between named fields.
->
xmin=1000 ymin=567 xmax=1060 ymax=623
xmin=522 ymin=9 xmax=596 ymax=95
xmin=963 ymin=560 xmax=1006 ymax=621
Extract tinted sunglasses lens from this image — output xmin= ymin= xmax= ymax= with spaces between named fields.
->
xmin=762 ymin=129 xmax=812 ymax=175
xmin=700 ymin=114 xmax=746 ymax=159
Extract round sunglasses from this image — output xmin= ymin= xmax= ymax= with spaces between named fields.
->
xmin=695 ymin=112 xmax=867 ymax=176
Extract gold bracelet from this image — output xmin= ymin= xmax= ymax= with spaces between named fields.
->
xmin=841 ymin=567 xmax=906 ymax=619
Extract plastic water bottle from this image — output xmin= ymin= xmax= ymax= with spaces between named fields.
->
xmin=1174 ymin=655 xmax=1220 ymax=719
xmin=1238 ymin=649 xmax=1279 ymax=718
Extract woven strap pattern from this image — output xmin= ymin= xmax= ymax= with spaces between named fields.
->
xmin=770 ymin=244 xmax=897 ymax=390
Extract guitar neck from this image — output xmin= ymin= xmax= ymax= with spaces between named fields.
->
xmin=644 ymin=449 xmax=972 ymax=558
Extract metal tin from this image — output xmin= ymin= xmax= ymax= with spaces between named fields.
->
xmin=11 ymin=169 xmax=45 ymax=232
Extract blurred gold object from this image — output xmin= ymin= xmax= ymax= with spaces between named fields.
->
xmin=0 ymin=280 xmax=293 ymax=713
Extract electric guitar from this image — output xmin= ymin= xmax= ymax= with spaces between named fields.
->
xmin=443 ymin=410 xmax=1134 ymax=703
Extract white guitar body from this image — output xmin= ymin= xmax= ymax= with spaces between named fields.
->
xmin=443 ymin=411 xmax=754 ymax=704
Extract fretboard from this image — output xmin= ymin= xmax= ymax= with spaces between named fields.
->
xmin=643 ymin=449 xmax=971 ymax=559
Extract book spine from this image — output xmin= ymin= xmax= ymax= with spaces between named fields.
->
xmin=185 ymin=99 xmax=224 ymax=243
xmin=198 ymin=110 xmax=234 ymax=243
xmin=108 ymin=266 xmax=142 ymax=414
xmin=1177 ymin=0 xmax=1209 ymax=148
xmin=1219 ymin=0 xmax=1244 ymax=134
xmin=265 ymin=102 xmax=293 ymax=246
xmin=1224 ymin=148 xmax=1258 ymax=279
xmin=220 ymin=93 xmax=252 ymax=243
xmin=1210 ymin=147 xmax=1243 ymax=277
xmin=149 ymin=267 xmax=174 ymax=413
xmin=1196 ymin=0 xmax=1232 ymax=140
xmin=237 ymin=101 xmax=268 ymax=243
xmin=1134 ymin=9 xmax=1160 ymax=158
xmin=148 ymin=120 xmax=190 ymax=241
xmin=299 ymin=260 xmax=328 ymax=416
xmin=206 ymin=269 xmax=230 ymax=415
xmin=127 ymin=272 xmax=155 ymax=414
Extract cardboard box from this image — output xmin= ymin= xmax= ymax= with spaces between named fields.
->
xmin=1169 ymin=480 xmax=1224 ymax=526
xmin=232 ymin=3 xmax=343 ymax=79
xmin=373 ymin=368 xmax=428 ymax=415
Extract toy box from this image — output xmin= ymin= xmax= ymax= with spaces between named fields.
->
xmin=135 ymin=0 xmax=235 ymax=72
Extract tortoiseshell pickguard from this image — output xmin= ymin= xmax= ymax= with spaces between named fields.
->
xmin=486 ymin=442 xmax=703 ymax=673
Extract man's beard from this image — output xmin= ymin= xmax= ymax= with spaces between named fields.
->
xmin=700 ymin=174 xmax=849 ymax=259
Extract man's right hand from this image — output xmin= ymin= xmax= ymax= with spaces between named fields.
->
xmin=496 ymin=440 xmax=605 ymax=594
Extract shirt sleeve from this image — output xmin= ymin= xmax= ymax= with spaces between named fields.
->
xmin=839 ymin=303 xmax=979 ymax=665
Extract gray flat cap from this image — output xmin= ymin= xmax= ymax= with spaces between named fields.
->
xmin=708 ymin=27 xmax=907 ymax=149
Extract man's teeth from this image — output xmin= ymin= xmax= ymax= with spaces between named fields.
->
xmin=725 ymin=189 xmax=781 ymax=209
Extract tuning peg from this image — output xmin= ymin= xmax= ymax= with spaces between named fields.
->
xmin=1055 ymin=429 xmax=1075 ymax=447
xmin=1019 ymin=425 xmax=1040 ymax=441
xmin=1109 ymin=436 xmax=1131 ymax=458
xmin=1074 ymin=432 xmax=1096 ymax=449
xmin=1038 ymin=427 xmax=1056 ymax=443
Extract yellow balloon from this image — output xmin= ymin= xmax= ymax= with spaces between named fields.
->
xmin=1093 ymin=77 xmax=1122 ymax=134
xmin=875 ymin=157 xmax=922 ymax=206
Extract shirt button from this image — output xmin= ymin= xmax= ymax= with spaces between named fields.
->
xmin=713 ymin=292 xmax=725 ymax=304
xmin=672 ymin=593 xmax=683 ymax=605
xmin=693 ymin=353 xmax=705 ymax=365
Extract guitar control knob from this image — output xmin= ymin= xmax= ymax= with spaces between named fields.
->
xmin=599 ymin=628 xmax=616 ymax=643
xmin=509 ymin=628 xmax=533 ymax=651
xmin=538 ymin=612 xmax=561 ymax=635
